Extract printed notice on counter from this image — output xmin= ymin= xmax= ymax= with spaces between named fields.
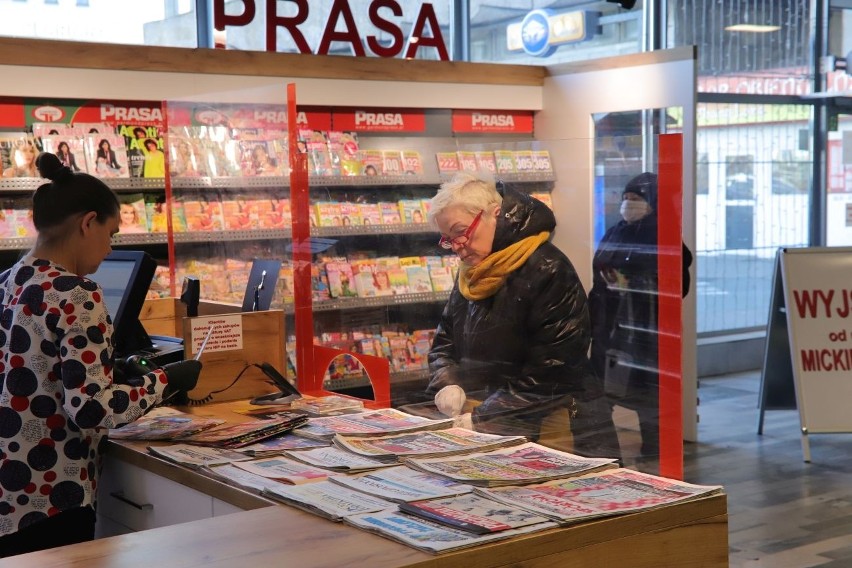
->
xmin=189 ymin=315 xmax=244 ymax=355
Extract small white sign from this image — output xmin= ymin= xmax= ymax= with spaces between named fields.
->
xmin=190 ymin=315 xmax=243 ymax=355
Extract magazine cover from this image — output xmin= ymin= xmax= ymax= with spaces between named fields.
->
xmin=474 ymin=151 xmax=497 ymax=175
xmin=406 ymin=265 xmax=433 ymax=294
xmin=240 ymin=139 xmax=282 ymax=177
xmin=183 ymin=195 xmax=225 ymax=232
xmin=169 ymin=134 xmax=208 ymax=177
xmin=256 ymin=198 xmax=290 ymax=229
xmin=325 ymin=261 xmax=358 ymax=298
xmin=84 ymin=134 xmax=129 ymax=178
xmin=0 ymin=135 xmax=39 ymax=178
xmin=456 ymin=151 xmax=478 ymax=173
xmin=435 ymin=151 xmax=460 ymax=175
xmin=359 ymin=149 xmax=383 ymax=177
xmin=116 ymin=124 xmax=157 ymax=178
xmin=532 ymin=150 xmax=553 ymax=173
xmin=387 ymin=267 xmax=410 ymax=295
xmin=381 ymin=150 xmax=404 ymax=176
xmin=327 ymin=131 xmax=360 ymax=176
xmin=493 ymin=150 xmax=516 ymax=174
xmin=399 ymin=200 xmax=425 ymax=224
xmin=40 ymin=136 xmax=86 ymax=173
xmin=358 ymin=203 xmax=382 ymax=226
xmin=402 ymin=150 xmax=424 ymax=176
xmin=5 ymin=198 xmax=35 ymax=237
xmin=117 ymin=193 xmax=149 ymax=234
xmin=315 ymin=202 xmax=342 ymax=227
xmin=221 ymin=197 xmax=259 ymax=230
xmin=399 ymin=493 xmax=551 ymax=535
xmin=379 ymin=202 xmax=402 ymax=224
xmin=512 ymin=150 xmax=535 ymax=174
xmin=429 ymin=266 xmax=455 ymax=292
xmin=32 ymin=122 xmax=74 ymax=139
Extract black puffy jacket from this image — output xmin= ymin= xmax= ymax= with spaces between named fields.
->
xmin=427 ymin=185 xmax=604 ymax=434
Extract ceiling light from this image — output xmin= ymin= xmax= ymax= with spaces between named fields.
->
xmin=724 ymin=24 xmax=781 ymax=33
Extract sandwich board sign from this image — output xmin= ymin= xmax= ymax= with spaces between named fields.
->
xmin=759 ymin=247 xmax=852 ymax=461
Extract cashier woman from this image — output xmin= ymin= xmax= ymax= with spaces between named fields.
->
xmin=0 ymin=153 xmax=199 ymax=556
xmin=427 ymin=173 xmax=621 ymax=459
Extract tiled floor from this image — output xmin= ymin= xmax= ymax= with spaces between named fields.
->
xmin=683 ymin=372 xmax=852 ymax=568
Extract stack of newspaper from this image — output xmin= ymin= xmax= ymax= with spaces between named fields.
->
xmin=284 ymin=446 xmax=395 ymax=473
xmin=343 ymin=508 xmax=557 ymax=554
xmin=201 ymin=463 xmax=301 ymax=495
xmin=263 ymin=481 xmax=395 ymax=522
xmin=398 ymin=492 xmax=552 ymax=535
xmin=328 ymin=466 xmax=474 ymax=503
xmin=403 ymin=442 xmax=618 ymax=487
xmin=292 ymin=408 xmax=453 ymax=442
xmin=474 ymin=468 xmax=724 ymax=526
xmin=179 ymin=413 xmax=308 ymax=449
xmin=235 ymin=434 xmax=329 ymax=457
xmin=146 ymin=443 xmax=253 ymax=469
xmin=109 ymin=409 xmax=224 ymax=441
xmin=332 ymin=428 xmax=526 ymax=463
xmin=231 ymin=456 xmax=331 ymax=485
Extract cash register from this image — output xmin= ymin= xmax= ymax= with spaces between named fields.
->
xmin=89 ymin=250 xmax=185 ymax=366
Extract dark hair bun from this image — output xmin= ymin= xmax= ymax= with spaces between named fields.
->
xmin=36 ymin=152 xmax=73 ymax=182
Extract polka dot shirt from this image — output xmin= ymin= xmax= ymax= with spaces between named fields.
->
xmin=0 ymin=255 xmax=168 ymax=536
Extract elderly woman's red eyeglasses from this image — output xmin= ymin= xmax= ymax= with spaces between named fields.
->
xmin=439 ymin=210 xmax=483 ymax=250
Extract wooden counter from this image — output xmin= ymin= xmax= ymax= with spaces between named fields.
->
xmin=1 ymin=402 xmax=730 ymax=567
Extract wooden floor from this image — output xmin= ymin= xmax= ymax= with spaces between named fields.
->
xmin=681 ymin=371 xmax=852 ymax=568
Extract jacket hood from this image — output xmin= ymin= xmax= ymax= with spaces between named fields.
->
xmin=491 ymin=184 xmax=556 ymax=253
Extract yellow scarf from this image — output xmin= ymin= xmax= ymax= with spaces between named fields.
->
xmin=458 ymin=231 xmax=551 ymax=301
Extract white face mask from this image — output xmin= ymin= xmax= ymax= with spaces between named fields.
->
xmin=620 ymin=200 xmax=650 ymax=223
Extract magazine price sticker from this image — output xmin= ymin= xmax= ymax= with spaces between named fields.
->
xmin=189 ymin=315 xmax=244 ymax=354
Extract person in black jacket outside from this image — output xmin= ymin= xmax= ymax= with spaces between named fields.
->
xmin=588 ymin=172 xmax=692 ymax=460
xmin=427 ymin=172 xmax=621 ymax=459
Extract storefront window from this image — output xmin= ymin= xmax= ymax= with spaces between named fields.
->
xmin=695 ymin=103 xmax=812 ymax=333
xmin=0 ymin=0 xmax=197 ymax=47
xmin=669 ymin=0 xmax=814 ymax=334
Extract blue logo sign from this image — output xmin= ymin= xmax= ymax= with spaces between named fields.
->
xmin=521 ymin=10 xmax=555 ymax=57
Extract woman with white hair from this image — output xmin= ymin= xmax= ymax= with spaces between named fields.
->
xmin=427 ymin=172 xmax=620 ymax=458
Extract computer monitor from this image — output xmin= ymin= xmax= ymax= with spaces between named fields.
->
xmin=88 ymin=250 xmax=158 ymax=357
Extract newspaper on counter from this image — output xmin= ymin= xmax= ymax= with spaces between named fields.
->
xmin=333 ymin=427 xmax=526 ymax=463
xmin=263 ymin=480 xmax=393 ymax=521
xmin=403 ymin=442 xmax=618 ymax=487
xmin=475 ymin=468 xmax=724 ymax=525
xmin=236 ymin=434 xmax=329 ymax=457
xmin=232 ymin=456 xmax=332 ymax=484
xmin=343 ymin=508 xmax=557 ymax=554
xmin=201 ymin=463 xmax=296 ymax=495
xmin=292 ymin=408 xmax=453 ymax=441
xmin=328 ymin=465 xmax=474 ymax=503
xmin=180 ymin=414 xmax=308 ymax=449
xmin=109 ymin=411 xmax=224 ymax=441
xmin=290 ymin=395 xmax=365 ymax=415
xmin=284 ymin=446 xmax=395 ymax=473
xmin=146 ymin=443 xmax=253 ymax=469
xmin=398 ymin=492 xmax=551 ymax=535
